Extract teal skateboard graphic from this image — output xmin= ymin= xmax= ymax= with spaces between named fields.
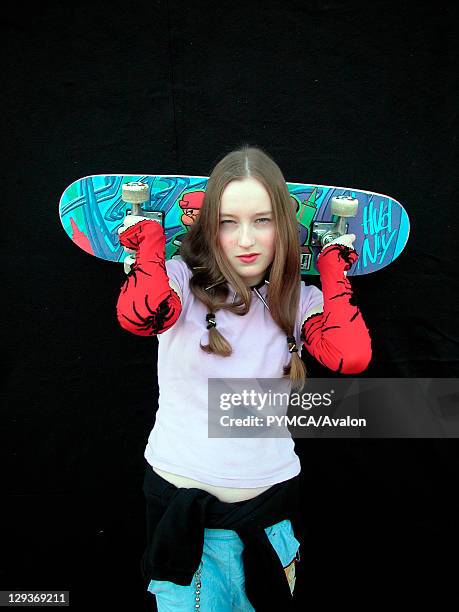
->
xmin=59 ymin=175 xmax=410 ymax=276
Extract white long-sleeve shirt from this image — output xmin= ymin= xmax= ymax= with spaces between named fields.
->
xmin=145 ymin=256 xmax=323 ymax=488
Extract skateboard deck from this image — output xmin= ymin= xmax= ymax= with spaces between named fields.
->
xmin=59 ymin=174 xmax=410 ymax=276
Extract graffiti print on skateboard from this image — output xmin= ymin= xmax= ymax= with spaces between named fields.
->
xmin=59 ymin=174 xmax=410 ymax=276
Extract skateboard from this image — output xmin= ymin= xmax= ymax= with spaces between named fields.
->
xmin=59 ymin=175 xmax=410 ymax=276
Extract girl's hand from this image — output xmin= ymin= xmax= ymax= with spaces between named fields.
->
xmin=322 ymin=233 xmax=356 ymax=251
xmin=117 ymin=215 xmax=151 ymax=254
xmin=319 ymin=234 xmax=358 ymax=277
xmin=123 ymin=254 xmax=136 ymax=274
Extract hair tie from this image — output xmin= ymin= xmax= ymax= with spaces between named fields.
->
xmin=287 ymin=335 xmax=298 ymax=353
xmin=206 ymin=313 xmax=217 ymax=329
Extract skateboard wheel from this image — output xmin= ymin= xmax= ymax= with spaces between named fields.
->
xmin=331 ymin=196 xmax=358 ymax=217
xmin=122 ymin=181 xmax=150 ymax=204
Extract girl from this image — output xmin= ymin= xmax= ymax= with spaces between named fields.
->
xmin=116 ymin=146 xmax=372 ymax=611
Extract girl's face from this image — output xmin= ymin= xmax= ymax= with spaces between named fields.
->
xmin=218 ymin=177 xmax=276 ymax=287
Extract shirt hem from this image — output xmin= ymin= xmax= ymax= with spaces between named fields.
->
xmin=144 ymin=448 xmax=301 ymax=488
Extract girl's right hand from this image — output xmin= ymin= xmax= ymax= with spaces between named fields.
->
xmin=118 ymin=216 xmax=158 ymax=274
xmin=123 ymin=253 xmax=136 ymax=274
xmin=118 ymin=213 xmax=150 ymax=237
xmin=117 ymin=216 xmax=165 ymax=274
xmin=117 ymin=215 xmax=152 ymax=254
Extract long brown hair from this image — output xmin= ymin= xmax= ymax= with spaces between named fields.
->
xmin=179 ymin=145 xmax=307 ymax=390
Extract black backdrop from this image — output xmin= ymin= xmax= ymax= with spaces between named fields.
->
xmin=2 ymin=0 xmax=458 ymax=609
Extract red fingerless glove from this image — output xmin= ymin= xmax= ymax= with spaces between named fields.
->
xmin=301 ymin=244 xmax=372 ymax=374
xmin=116 ymin=220 xmax=182 ymax=336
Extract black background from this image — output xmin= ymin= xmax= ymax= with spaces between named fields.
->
xmin=2 ymin=0 xmax=458 ymax=609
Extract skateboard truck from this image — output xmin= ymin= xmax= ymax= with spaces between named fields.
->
xmin=121 ymin=182 xmax=164 ymax=273
xmin=121 ymin=181 xmax=164 ymax=226
xmin=311 ymin=196 xmax=359 ymax=247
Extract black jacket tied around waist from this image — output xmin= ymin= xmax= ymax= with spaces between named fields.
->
xmin=141 ymin=465 xmax=304 ymax=611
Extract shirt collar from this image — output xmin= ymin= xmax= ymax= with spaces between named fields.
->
xmin=227 ymin=268 xmax=271 ymax=306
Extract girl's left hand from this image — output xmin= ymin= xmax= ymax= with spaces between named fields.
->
xmin=322 ymin=233 xmax=356 ymax=250
xmin=319 ymin=234 xmax=357 ymax=276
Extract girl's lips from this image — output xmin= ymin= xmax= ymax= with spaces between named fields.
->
xmin=237 ymin=254 xmax=259 ymax=263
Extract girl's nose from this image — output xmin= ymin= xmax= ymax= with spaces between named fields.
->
xmin=238 ymin=226 xmax=255 ymax=247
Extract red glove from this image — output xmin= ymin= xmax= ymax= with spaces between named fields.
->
xmin=301 ymin=239 xmax=372 ymax=374
xmin=116 ymin=219 xmax=182 ymax=336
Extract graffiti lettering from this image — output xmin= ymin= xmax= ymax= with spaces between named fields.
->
xmin=361 ymin=230 xmax=397 ymax=267
xmin=360 ymin=200 xmax=397 ymax=269
xmin=363 ymin=200 xmax=392 ymax=235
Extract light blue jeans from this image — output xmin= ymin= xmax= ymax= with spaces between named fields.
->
xmin=146 ymin=518 xmax=301 ymax=611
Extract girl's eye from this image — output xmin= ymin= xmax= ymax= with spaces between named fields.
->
xmin=220 ymin=218 xmax=271 ymax=225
